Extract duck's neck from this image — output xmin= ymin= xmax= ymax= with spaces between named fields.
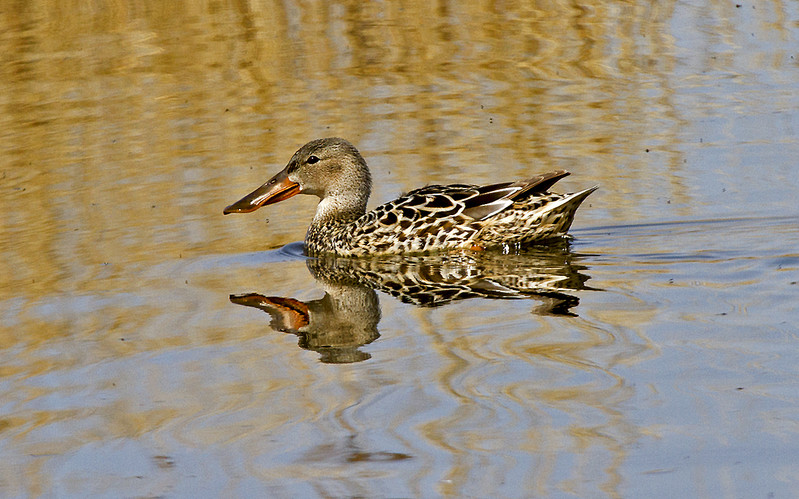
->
xmin=306 ymin=194 xmax=368 ymax=254
xmin=311 ymin=192 xmax=367 ymax=226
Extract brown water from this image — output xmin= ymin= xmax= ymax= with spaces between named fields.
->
xmin=2 ymin=1 xmax=799 ymax=497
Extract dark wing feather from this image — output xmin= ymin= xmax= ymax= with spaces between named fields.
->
xmin=405 ymin=184 xmax=474 ymax=196
xmin=510 ymin=170 xmax=570 ymax=200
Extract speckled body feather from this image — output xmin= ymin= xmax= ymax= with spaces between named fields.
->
xmin=306 ymin=180 xmax=597 ymax=256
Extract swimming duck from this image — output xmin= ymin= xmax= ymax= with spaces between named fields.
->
xmin=223 ymin=137 xmax=597 ymax=256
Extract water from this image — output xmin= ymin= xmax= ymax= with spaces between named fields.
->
xmin=1 ymin=1 xmax=799 ymax=497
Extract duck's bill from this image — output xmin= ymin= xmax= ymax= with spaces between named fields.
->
xmin=223 ymin=170 xmax=301 ymax=214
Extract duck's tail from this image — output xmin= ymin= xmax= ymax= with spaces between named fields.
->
xmin=475 ymin=185 xmax=598 ymax=246
xmin=537 ymin=185 xmax=598 ymax=236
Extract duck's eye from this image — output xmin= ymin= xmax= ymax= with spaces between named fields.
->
xmin=307 ymin=155 xmax=320 ymax=164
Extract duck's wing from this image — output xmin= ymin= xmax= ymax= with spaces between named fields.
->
xmin=388 ymin=183 xmax=511 ymax=220
xmin=450 ymin=170 xmax=571 ymax=221
xmin=371 ymin=171 xmax=574 ymax=223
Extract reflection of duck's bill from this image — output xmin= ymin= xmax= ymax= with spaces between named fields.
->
xmin=230 ymin=293 xmax=310 ymax=329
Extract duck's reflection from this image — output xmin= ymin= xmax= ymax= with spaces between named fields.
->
xmin=231 ymin=242 xmax=593 ymax=363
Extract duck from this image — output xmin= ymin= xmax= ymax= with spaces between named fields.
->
xmin=223 ymin=137 xmax=597 ymax=256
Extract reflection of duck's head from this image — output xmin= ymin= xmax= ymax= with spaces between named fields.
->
xmin=231 ymin=275 xmax=380 ymax=364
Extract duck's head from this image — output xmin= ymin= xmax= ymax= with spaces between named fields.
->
xmin=223 ymin=137 xmax=372 ymax=219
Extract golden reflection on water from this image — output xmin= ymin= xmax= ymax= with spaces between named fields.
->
xmin=2 ymin=0 xmax=798 ymax=496
xmin=1 ymin=0 xmax=763 ymax=285
xmin=2 ymin=0 xmax=694 ymax=282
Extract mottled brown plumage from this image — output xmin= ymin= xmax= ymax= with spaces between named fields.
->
xmin=224 ymin=138 xmax=597 ymax=256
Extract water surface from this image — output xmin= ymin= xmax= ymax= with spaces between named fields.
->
xmin=1 ymin=1 xmax=799 ymax=497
